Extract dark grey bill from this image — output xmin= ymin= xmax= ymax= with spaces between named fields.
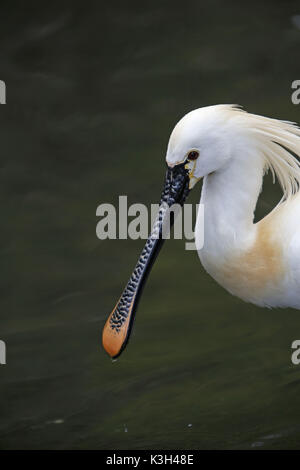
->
xmin=102 ymin=163 xmax=190 ymax=359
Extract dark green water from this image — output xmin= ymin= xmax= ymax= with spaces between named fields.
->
xmin=1 ymin=0 xmax=300 ymax=449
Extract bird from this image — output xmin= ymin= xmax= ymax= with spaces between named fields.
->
xmin=102 ymin=104 xmax=300 ymax=359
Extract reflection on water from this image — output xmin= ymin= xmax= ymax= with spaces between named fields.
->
xmin=1 ymin=0 xmax=300 ymax=449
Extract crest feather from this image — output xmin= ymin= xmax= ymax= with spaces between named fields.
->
xmin=224 ymin=105 xmax=300 ymax=200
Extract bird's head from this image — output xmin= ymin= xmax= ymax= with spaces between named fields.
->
xmin=166 ymin=105 xmax=233 ymax=188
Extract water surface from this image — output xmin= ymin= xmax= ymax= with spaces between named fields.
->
xmin=1 ymin=0 xmax=300 ymax=449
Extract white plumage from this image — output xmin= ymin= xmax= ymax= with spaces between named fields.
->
xmin=166 ymin=105 xmax=300 ymax=308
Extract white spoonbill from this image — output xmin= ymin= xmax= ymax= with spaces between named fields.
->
xmin=103 ymin=105 xmax=300 ymax=358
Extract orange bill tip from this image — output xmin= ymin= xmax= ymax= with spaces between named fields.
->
xmin=102 ymin=297 xmax=135 ymax=359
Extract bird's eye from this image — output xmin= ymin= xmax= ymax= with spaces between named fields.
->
xmin=187 ymin=151 xmax=199 ymax=161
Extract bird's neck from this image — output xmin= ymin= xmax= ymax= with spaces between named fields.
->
xmin=198 ymin=152 xmax=265 ymax=258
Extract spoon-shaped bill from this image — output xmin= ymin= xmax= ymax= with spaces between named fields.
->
xmin=102 ymin=163 xmax=190 ymax=359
